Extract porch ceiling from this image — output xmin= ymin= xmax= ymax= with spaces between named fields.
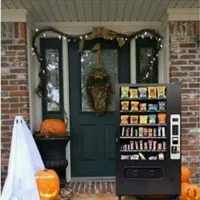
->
xmin=1 ymin=0 xmax=199 ymax=22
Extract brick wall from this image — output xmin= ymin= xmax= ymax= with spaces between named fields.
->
xmin=1 ymin=22 xmax=29 ymax=186
xmin=169 ymin=21 xmax=200 ymax=184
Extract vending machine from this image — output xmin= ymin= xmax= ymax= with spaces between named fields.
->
xmin=115 ymin=84 xmax=181 ymax=200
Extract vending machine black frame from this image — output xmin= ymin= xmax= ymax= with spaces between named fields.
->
xmin=115 ymin=84 xmax=181 ymax=199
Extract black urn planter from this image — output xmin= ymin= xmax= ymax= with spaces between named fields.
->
xmin=34 ymin=134 xmax=70 ymax=186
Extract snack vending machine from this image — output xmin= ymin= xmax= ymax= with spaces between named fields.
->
xmin=115 ymin=84 xmax=181 ymax=200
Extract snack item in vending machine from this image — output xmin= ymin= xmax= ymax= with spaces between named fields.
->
xmin=121 ymin=86 xmax=129 ymax=98
xmin=148 ymin=104 xmax=158 ymax=111
xmin=121 ymin=155 xmax=129 ymax=160
xmin=135 ymin=141 xmax=139 ymax=150
xmin=138 ymin=87 xmax=147 ymax=99
xmin=134 ymin=128 xmax=138 ymax=137
xmin=127 ymin=144 xmax=130 ymax=150
xmin=157 ymin=143 xmax=162 ymax=151
xmin=121 ymin=101 xmax=129 ymax=111
xmin=129 ymin=88 xmax=138 ymax=99
xmin=124 ymin=144 xmax=128 ymax=151
xmin=153 ymin=128 xmax=157 ymax=137
xmin=130 ymin=154 xmax=139 ymax=160
xmin=158 ymin=153 xmax=164 ymax=160
xmin=140 ymin=115 xmax=148 ymax=124
xmin=158 ymin=101 xmax=166 ymax=111
xmin=158 ymin=113 xmax=166 ymax=124
xmin=148 ymin=128 xmax=153 ymax=137
xmin=120 ymin=115 xmax=129 ymax=124
xmin=148 ymin=87 xmax=157 ymax=99
xmin=121 ymin=127 xmax=125 ymax=136
xmin=139 ymin=153 xmax=146 ymax=160
xmin=149 ymin=114 xmax=157 ymax=124
xmin=149 ymin=156 xmax=157 ymax=160
xmin=130 ymin=141 xmax=134 ymax=150
xmin=130 ymin=127 xmax=134 ymax=137
xmin=163 ymin=141 xmax=166 ymax=150
xmin=130 ymin=115 xmax=138 ymax=124
xmin=158 ymin=127 xmax=162 ymax=137
xmin=162 ymin=127 xmax=166 ymax=137
xmin=157 ymin=86 xmax=166 ymax=99
xmin=144 ymin=142 xmax=148 ymax=150
xmin=125 ymin=127 xmax=130 ymax=137
xmin=130 ymin=101 xmax=139 ymax=111
xmin=143 ymin=128 xmax=148 ymax=137
xmin=139 ymin=127 xmax=143 ymax=137
xmin=140 ymin=103 xmax=147 ymax=111
xmin=139 ymin=140 xmax=143 ymax=150
xmin=153 ymin=140 xmax=157 ymax=150
xmin=148 ymin=140 xmax=153 ymax=150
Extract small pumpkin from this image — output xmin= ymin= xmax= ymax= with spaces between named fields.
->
xmin=186 ymin=184 xmax=199 ymax=200
xmin=40 ymin=119 xmax=66 ymax=135
xmin=181 ymin=165 xmax=192 ymax=183
xmin=36 ymin=169 xmax=60 ymax=200
xmin=180 ymin=183 xmax=199 ymax=200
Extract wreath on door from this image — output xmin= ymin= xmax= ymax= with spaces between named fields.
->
xmin=86 ymin=43 xmax=113 ymax=115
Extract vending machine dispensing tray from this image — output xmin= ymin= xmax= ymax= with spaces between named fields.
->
xmin=115 ymin=84 xmax=181 ymax=200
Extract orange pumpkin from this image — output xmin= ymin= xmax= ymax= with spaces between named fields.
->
xmin=181 ymin=165 xmax=192 ymax=183
xmin=36 ymin=169 xmax=60 ymax=200
xmin=40 ymin=119 xmax=66 ymax=135
xmin=180 ymin=183 xmax=199 ymax=200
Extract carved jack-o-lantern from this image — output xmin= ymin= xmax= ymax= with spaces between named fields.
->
xmin=36 ymin=169 xmax=60 ymax=200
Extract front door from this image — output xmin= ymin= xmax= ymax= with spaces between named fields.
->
xmin=68 ymin=38 xmax=130 ymax=177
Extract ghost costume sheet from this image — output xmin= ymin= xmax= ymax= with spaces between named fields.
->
xmin=1 ymin=116 xmax=45 ymax=200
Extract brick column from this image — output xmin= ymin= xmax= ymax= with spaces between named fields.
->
xmin=1 ymin=22 xmax=30 ymax=187
xmin=169 ymin=21 xmax=200 ymax=184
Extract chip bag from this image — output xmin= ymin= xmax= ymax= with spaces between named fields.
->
xmin=149 ymin=114 xmax=157 ymax=124
xmin=148 ymin=104 xmax=158 ymax=111
xmin=140 ymin=103 xmax=147 ymax=111
xmin=131 ymin=101 xmax=139 ymax=111
xmin=148 ymin=87 xmax=157 ymax=99
xmin=157 ymin=86 xmax=166 ymax=99
xmin=158 ymin=101 xmax=166 ymax=111
xmin=158 ymin=113 xmax=166 ymax=124
xmin=130 ymin=115 xmax=138 ymax=124
xmin=121 ymin=86 xmax=129 ymax=98
xmin=120 ymin=115 xmax=129 ymax=124
xmin=140 ymin=115 xmax=148 ymax=124
xmin=129 ymin=88 xmax=138 ymax=99
xmin=138 ymin=87 xmax=147 ymax=99
xmin=121 ymin=101 xmax=129 ymax=111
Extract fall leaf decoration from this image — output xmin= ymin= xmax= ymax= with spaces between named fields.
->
xmin=86 ymin=67 xmax=113 ymax=115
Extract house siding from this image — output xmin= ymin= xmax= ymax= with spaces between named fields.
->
xmin=1 ymin=22 xmax=30 ymax=187
xmin=169 ymin=21 xmax=200 ymax=184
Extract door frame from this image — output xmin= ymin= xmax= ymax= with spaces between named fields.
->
xmin=33 ymin=22 xmax=166 ymax=182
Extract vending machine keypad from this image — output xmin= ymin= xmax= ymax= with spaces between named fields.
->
xmin=170 ymin=115 xmax=180 ymax=160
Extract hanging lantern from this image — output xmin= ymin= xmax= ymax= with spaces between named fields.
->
xmin=36 ymin=169 xmax=60 ymax=200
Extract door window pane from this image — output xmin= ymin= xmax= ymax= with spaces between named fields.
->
xmin=45 ymin=49 xmax=60 ymax=111
xmin=81 ymin=50 xmax=118 ymax=112
xmin=136 ymin=38 xmax=158 ymax=83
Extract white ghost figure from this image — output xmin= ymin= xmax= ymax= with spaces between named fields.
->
xmin=1 ymin=116 xmax=45 ymax=200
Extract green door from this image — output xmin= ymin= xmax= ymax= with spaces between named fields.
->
xmin=68 ymin=39 xmax=130 ymax=177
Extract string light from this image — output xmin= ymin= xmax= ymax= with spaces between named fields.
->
xmin=142 ymin=35 xmax=144 ymax=39
xmin=151 ymin=61 xmax=153 ymax=64
xmin=144 ymin=32 xmax=147 ymax=35
xmin=63 ymin=36 xmax=66 ymax=40
xmin=125 ymin=38 xmax=128 ymax=41
xmin=85 ymin=35 xmax=88 ymax=38
xmin=158 ymin=38 xmax=161 ymax=41
xmin=148 ymin=53 xmax=151 ymax=57
xmin=32 ymin=52 xmax=35 ymax=55
xmin=136 ymin=36 xmax=138 ymax=39
xmin=150 ymin=36 xmax=153 ymax=39
xmin=35 ymin=28 xmax=39 ymax=32
xmin=68 ymin=39 xmax=71 ymax=42
xmin=43 ymin=33 xmax=46 ymax=37
xmin=153 ymin=58 xmax=156 ymax=61
xmin=58 ymin=35 xmax=61 ymax=39
xmin=156 ymin=54 xmax=158 ymax=57
xmin=160 ymin=44 xmax=163 ymax=48
xmin=80 ymin=36 xmax=83 ymax=39
xmin=74 ymin=39 xmax=76 ymax=42
xmin=111 ymin=37 xmax=113 ymax=40
xmin=32 ymin=48 xmax=34 ymax=51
